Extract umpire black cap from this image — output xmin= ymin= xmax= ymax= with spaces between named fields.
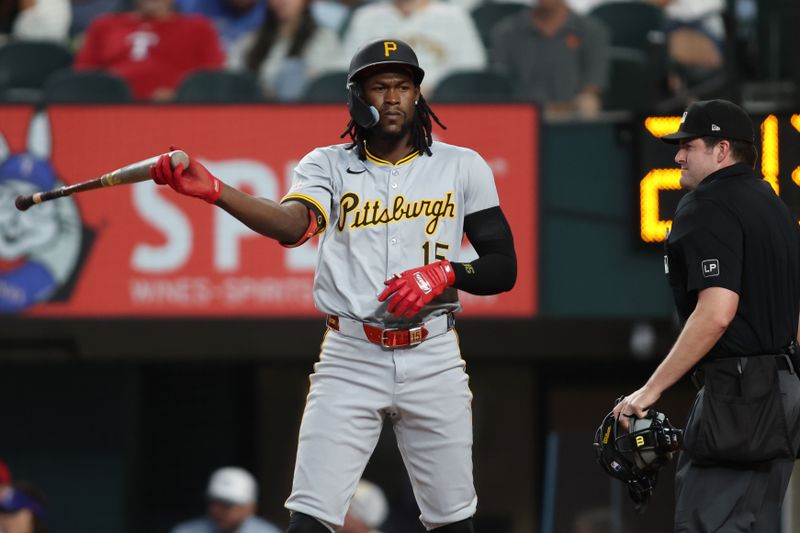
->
xmin=347 ymin=39 xmax=425 ymax=85
xmin=661 ymin=99 xmax=755 ymax=145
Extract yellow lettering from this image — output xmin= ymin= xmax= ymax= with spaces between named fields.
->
xmin=377 ymin=205 xmax=392 ymax=225
xmin=338 ymin=192 xmax=360 ymax=231
xmin=442 ymin=192 xmax=456 ymax=218
xmin=420 ymin=200 xmax=432 ymax=216
xmin=393 ymin=195 xmax=407 ymax=221
xmin=602 ymin=425 xmax=611 ymax=444
xmin=406 ymin=199 xmax=423 ymax=219
xmin=640 ymin=168 xmax=681 ymax=242
xmin=352 ymin=203 xmax=368 ymax=228
xmin=644 ymin=116 xmax=683 ymax=138
xmin=384 ymin=41 xmax=397 ymax=57
xmin=640 ymin=116 xmax=683 ymax=243
xmin=761 ymin=115 xmax=779 ymax=194
xmin=338 ymin=191 xmax=456 ymax=233
xmin=791 ymin=115 xmax=800 ymax=190
xmin=635 ymin=435 xmax=645 ymax=447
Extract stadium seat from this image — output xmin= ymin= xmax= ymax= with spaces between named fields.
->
xmin=175 ymin=69 xmax=264 ymax=103
xmin=590 ymin=3 xmax=669 ymax=112
xmin=470 ymin=2 xmax=527 ymax=48
xmin=44 ymin=69 xmax=132 ymax=103
xmin=589 ymin=1 xmax=666 ymax=51
xmin=0 ymin=41 xmax=73 ymax=102
xmin=602 ymin=47 xmax=655 ymax=112
xmin=302 ymin=70 xmax=347 ymax=103
xmin=432 ymin=70 xmax=513 ymax=103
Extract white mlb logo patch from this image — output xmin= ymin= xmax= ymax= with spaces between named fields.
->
xmin=702 ymin=259 xmax=720 ymax=277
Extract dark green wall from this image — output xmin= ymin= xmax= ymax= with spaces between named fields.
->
xmin=0 ymin=364 xmax=133 ymax=533
xmin=540 ymin=119 xmax=673 ymax=317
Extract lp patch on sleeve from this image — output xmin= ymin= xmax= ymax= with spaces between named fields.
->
xmin=702 ymin=259 xmax=720 ymax=277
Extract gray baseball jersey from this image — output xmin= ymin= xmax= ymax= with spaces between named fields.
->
xmin=281 ymin=140 xmax=500 ymax=530
xmin=282 ymin=140 xmax=499 ymax=324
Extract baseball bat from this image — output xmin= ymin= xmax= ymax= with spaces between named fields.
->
xmin=14 ymin=150 xmax=190 ymax=212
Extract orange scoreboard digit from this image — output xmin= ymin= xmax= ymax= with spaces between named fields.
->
xmin=637 ymin=112 xmax=800 ymax=243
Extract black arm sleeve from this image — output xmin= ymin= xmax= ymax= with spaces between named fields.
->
xmin=451 ymin=206 xmax=517 ymax=295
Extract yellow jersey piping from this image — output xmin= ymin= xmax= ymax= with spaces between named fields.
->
xmin=364 ymin=143 xmax=420 ymax=166
xmin=282 ymin=193 xmax=329 ymax=231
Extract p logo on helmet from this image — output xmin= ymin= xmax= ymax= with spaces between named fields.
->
xmin=384 ymin=41 xmax=397 ymax=57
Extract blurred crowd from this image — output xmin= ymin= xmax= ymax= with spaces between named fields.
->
xmin=0 ymin=458 xmax=391 ymax=533
xmin=0 ymin=0 xmax=765 ymax=117
xmin=0 ymin=460 xmax=48 ymax=533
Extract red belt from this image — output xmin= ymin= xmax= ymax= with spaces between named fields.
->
xmin=326 ymin=315 xmax=440 ymax=348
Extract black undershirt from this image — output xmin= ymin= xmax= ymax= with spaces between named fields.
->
xmin=452 ymin=206 xmax=517 ymax=295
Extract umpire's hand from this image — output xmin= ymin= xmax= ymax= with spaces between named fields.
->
xmin=612 ymin=386 xmax=660 ymax=431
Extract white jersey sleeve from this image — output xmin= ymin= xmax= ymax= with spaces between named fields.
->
xmin=462 ymin=150 xmax=500 ymax=216
xmin=280 ymin=147 xmax=338 ymax=232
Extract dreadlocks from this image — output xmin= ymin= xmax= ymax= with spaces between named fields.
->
xmin=339 ymin=94 xmax=446 ymax=160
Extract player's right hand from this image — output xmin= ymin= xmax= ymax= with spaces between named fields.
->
xmin=150 ymin=148 xmax=222 ymax=204
xmin=378 ymin=260 xmax=455 ymax=317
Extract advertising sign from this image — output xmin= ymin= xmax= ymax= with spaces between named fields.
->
xmin=0 ymin=105 xmax=538 ymax=317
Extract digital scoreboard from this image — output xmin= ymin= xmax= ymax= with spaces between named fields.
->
xmin=638 ymin=113 xmax=800 ymax=243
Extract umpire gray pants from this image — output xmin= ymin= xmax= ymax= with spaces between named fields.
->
xmin=674 ymin=367 xmax=800 ymax=532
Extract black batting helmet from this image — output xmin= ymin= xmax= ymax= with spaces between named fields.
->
xmin=346 ymin=39 xmax=424 ymax=129
xmin=347 ymin=38 xmax=425 ymax=85
xmin=593 ymin=406 xmax=682 ymax=513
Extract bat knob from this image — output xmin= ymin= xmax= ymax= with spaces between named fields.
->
xmin=169 ymin=150 xmax=190 ymax=169
xmin=15 ymin=195 xmax=33 ymax=211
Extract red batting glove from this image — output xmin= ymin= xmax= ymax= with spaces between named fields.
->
xmin=150 ymin=148 xmax=222 ymax=204
xmin=378 ymin=260 xmax=456 ymax=317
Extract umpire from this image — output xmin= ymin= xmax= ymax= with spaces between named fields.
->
xmin=613 ymin=99 xmax=800 ymax=532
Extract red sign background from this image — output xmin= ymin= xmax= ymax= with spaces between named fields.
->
xmin=10 ymin=105 xmax=537 ymax=317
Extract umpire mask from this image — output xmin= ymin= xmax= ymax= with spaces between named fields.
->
xmin=593 ymin=406 xmax=683 ymax=513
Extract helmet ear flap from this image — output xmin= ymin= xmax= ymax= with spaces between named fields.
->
xmin=346 ymin=81 xmax=380 ymax=129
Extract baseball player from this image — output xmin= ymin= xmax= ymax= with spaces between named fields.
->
xmin=150 ymin=38 xmax=517 ymax=533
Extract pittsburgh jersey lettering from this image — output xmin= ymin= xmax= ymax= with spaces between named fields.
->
xmin=337 ymin=192 xmax=456 ymax=235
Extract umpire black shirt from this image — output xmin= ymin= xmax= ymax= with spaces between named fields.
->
xmin=665 ymin=162 xmax=800 ymax=359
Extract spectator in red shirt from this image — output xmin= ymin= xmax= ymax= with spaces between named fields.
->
xmin=0 ymin=459 xmax=11 ymax=499
xmin=75 ymin=0 xmax=225 ymax=101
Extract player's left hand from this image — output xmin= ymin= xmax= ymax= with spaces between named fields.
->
xmin=612 ymin=386 xmax=660 ymax=431
xmin=378 ymin=260 xmax=455 ymax=317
